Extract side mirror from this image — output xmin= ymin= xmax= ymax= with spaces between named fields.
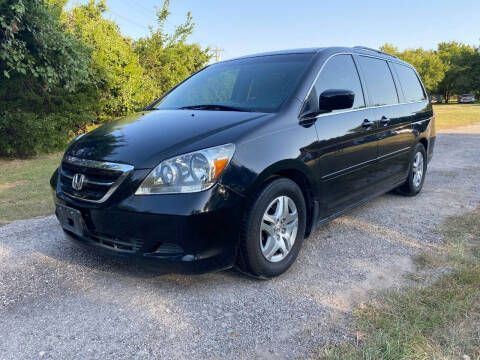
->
xmin=319 ymin=89 xmax=355 ymax=112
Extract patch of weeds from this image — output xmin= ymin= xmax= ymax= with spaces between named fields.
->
xmin=320 ymin=208 xmax=480 ymax=360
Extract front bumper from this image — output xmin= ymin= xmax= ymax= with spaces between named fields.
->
xmin=52 ymin=177 xmax=245 ymax=274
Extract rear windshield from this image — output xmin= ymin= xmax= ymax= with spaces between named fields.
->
xmin=153 ymin=54 xmax=314 ymax=113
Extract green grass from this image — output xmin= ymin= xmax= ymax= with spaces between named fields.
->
xmin=320 ymin=208 xmax=480 ymax=360
xmin=0 ymin=152 xmax=62 ymax=226
xmin=433 ymin=103 xmax=480 ymax=130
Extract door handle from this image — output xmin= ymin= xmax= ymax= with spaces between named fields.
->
xmin=362 ymin=119 xmax=373 ymax=128
xmin=380 ymin=116 xmax=390 ymax=125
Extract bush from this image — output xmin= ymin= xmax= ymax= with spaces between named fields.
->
xmin=0 ymin=0 xmax=210 ymax=157
xmin=0 ymin=0 xmax=96 ymax=156
xmin=0 ymin=83 xmax=98 ymax=157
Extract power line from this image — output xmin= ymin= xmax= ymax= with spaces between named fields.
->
xmin=119 ymin=0 xmax=152 ymax=18
xmin=114 ymin=0 xmax=176 ymax=34
xmin=105 ymin=9 xmax=150 ymax=32
xmin=133 ymin=1 xmax=155 ymax=16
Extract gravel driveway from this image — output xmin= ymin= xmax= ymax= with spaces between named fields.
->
xmin=1 ymin=126 xmax=480 ymax=360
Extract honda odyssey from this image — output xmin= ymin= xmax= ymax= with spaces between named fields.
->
xmin=51 ymin=46 xmax=436 ymax=278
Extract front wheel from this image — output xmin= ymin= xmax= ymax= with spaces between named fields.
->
xmin=236 ymin=178 xmax=307 ymax=279
xmin=396 ymin=143 xmax=427 ymax=196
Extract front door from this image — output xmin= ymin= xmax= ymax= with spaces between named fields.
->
xmin=315 ymin=108 xmax=379 ymax=215
xmin=306 ymin=54 xmax=379 ymax=216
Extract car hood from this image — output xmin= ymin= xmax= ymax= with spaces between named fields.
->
xmin=65 ymin=110 xmax=271 ymax=169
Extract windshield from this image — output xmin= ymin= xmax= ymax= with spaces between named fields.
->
xmin=153 ymin=53 xmax=314 ymax=113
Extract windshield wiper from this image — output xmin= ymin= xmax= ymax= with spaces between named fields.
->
xmin=179 ymin=104 xmax=252 ymax=112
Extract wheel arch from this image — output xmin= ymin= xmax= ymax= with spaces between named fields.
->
xmin=245 ymin=160 xmax=318 ymax=238
xmin=418 ymin=137 xmax=428 ymax=152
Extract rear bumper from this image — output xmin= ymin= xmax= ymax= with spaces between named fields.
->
xmin=53 ymin=183 xmax=245 ymax=274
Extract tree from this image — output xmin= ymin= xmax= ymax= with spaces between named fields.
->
xmin=65 ymin=0 xmax=149 ymax=122
xmin=0 ymin=0 xmax=93 ymax=91
xmin=436 ymin=42 xmax=476 ymax=102
xmin=380 ymin=43 xmax=445 ymax=94
xmin=0 ymin=0 xmax=97 ymax=156
xmin=461 ymin=49 xmax=480 ymax=97
xmin=0 ymin=0 xmax=213 ymax=156
xmin=134 ymin=0 xmax=211 ymax=100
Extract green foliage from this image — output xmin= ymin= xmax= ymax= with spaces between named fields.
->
xmin=380 ymin=43 xmax=445 ymax=93
xmin=0 ymin=82 xmax=98 ymax=156
xmin=134 ymin=1 xmax=211 ymax=100
xmin=0 ymin=0 xmax=97 ymax=157
xmin=437 ymin=42 xmax=478 ymax=101
xmin=0 ymin=0 xmax=93 ymax=91
xmin=65 ymin=0 xmax=149 ymax=121
xmin=456 ymin=51 xmax=480 ymax=96
xmin=438 ymin=41 xmax=480 ymax=101
xmin=63 ymin=0 xmax=211 ymax=122
xmin=381 ymin=42 xmax=480 ymax=102
xmin=0 ymin=0 xmax=210 ymax=157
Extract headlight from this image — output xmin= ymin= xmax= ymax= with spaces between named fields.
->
xmin=135 ymin=143 xmax=235 ymax=195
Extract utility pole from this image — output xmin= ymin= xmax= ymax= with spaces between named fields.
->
xmin=211 ymin=48 xmax=224 ymax=62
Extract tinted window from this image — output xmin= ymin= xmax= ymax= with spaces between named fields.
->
xmin=154 ymin=54 xmax=313 ymax=113
xmin=393 ymin=63 xmax=425 ymax=102
xmin=358 ymin=56 xmax=398 ymax=106
xmin=306 ymin=54 xmax=365 ymax=112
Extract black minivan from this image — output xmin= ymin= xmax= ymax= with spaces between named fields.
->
xmin=51 ymin=46 xmax=436 ymax=278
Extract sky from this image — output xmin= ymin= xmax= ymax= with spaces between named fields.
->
xmin=68 ymin=0 xmax=479 ymax=60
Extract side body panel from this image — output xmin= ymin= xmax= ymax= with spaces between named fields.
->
xmin=313 ymin=108 xmax=379 ymax=216
xmin=371 ymin=59 xmax=433 ymax=187
xmin=372 ymin=103 xmax=416 ymax=185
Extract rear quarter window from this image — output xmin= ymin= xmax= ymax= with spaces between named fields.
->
xmin=393 ymin=63 xmax=426 ymax=102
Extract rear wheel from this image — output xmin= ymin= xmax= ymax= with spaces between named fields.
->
xmin=236 ymin=178 xmax=306 ymax=278
xmin=396 ymin=142 xmax=427 ymax=196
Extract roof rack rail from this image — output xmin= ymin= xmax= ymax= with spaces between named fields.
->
xmin=353 ymin=46 xmax=398 ymax=58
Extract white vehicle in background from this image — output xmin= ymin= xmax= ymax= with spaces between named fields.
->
xmin=458 ymin=94 xmax=475 ymax=103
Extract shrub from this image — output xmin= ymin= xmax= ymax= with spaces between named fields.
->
xmin=0 ymin=85 xmax=98 ymax=157
xmin=0 ymin=0 xmax=96 ymax=156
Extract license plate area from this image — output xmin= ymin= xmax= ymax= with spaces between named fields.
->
xmin=55 ymin=204 xmax=86 ymax=237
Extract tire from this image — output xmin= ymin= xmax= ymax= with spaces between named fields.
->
xmin=396 ymin=142 xmax=427 ymax=196
xmin=236 ymin=177 xmax=307 ymax=279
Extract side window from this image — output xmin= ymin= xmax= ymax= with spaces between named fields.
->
xmin=305 ymin=54 xmax=365 ymax=113
xmin=358 ymin=56 xmax=399 ymax=106
xmin=393 ymin=63 xmax=426 ymax=102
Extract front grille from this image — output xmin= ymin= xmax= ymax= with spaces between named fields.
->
xmin=59 ymin=156 xmax=134 ymax=203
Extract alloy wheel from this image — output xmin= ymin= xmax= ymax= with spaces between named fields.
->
xmin=259 ymin=195 xmax=299 ymax=263
xmin=412 ymin=151 xmax=424 ymax=188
